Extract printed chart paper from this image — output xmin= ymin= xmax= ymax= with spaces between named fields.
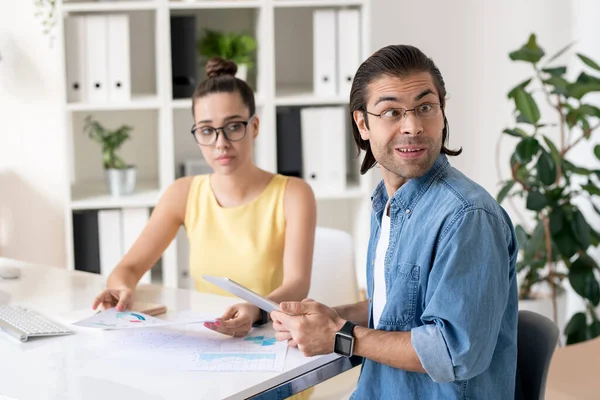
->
xmin=73 ymin=308 xmax=217 ymax=330
xmin=97 ymin=327 xmax=288 ymax=372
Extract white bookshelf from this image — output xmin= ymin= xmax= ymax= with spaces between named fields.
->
xmin=58 ymin=0 xmax=373 ymax=290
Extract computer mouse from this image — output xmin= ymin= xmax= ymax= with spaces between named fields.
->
xmin=0 ymin=266 xmax=21 ymax=279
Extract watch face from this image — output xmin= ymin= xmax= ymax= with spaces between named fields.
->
xmin=334 ymin=334 xmax=353 ymax=356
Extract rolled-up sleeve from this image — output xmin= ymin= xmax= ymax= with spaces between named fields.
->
xmin=411 ymin=208 xmax=515 ymax=383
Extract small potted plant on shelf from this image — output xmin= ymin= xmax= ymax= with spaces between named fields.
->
xmin=196 ymin=29 xmax=257 ymax=81
xmin=83 ymin=115 xmax=136 ymax=197
xmin=497 ymin=33 xmax=600 ymax=345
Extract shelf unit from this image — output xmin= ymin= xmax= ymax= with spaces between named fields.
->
xmin=58 ymin=0 xmax=373 ymax=290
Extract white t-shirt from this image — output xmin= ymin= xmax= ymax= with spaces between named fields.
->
xmin=372 ymin=201 xmax=391 ymax=329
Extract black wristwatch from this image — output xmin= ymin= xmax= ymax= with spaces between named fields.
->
xmin=334 ymin=320 xmax=357 ymax=357
xmin=252 ymin=308 xmax=269 ymax=327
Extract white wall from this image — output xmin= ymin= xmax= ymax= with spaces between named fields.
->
xmin=0 ymin=0 xmax=68 ymax=266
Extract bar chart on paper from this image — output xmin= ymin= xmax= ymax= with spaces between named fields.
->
xmin=194 ymin=336 xmax=284 ymax=372
xmin=97 ymin=329 xmax=288 ymax=372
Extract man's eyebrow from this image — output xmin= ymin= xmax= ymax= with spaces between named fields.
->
xmin=374 ymin=96 xmax=399 ymax=106
xmin=414 ymin=89 xmax=435 ymax=101
xmin=374 ymin=89 xmax=436 ymax=107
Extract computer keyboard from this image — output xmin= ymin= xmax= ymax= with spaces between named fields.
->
xmin=0 ymin=305 xmax=75 ymax=342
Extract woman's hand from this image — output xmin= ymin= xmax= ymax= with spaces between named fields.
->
xmin=204 ymin=303 xmax=262 ymax=338
xmin=92 ymin=287 xmax=134 ymax=312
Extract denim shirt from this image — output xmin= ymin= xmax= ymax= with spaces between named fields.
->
xmin=350 ymin=154 xmax=519 ymax=400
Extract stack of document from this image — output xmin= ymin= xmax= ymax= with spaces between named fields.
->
xmin=65 ymin=14 xmax=131 ymax=104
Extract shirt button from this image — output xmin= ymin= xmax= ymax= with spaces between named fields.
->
xmin=406 ymin=209 xmax=411 ymax=215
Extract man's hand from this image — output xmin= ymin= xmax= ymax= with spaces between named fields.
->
xmin=204 ymin=303 xmax=261 ymax=338
xmin=271 ymin=299 xmax=345 ymax=357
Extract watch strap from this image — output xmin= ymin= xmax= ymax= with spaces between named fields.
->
xmin=339 ymin=320 xmax=357 ymax=336
xmin=252 ymin=308 xmax=269 ymax=327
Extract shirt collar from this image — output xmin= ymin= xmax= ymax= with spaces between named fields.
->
xmin=371 ymin=153 xmax=450 ymax=215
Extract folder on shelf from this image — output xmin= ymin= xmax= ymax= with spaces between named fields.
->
xmin=300 ymin=107 xmax=347 ymax=194
xmin=336 ymin=9 xmax=361 ymax=98
xmin=312 ymin=9 xmax=337 ymax=97
xmin=121 ymin=208 xmax=151 ymax=284
xmin=84 ymin=15 xmax=109 ymax=104
xmin=107 ymin=14 xmax=131 ymax=103
xmin=65 ymin=16 xmax=87 ymax=103
xmin=72 ymin=210 xmax=101 ymax=274
xmin=276 ymin=107 xmax=303 ymax=178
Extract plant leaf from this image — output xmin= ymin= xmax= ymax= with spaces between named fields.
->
xmin=515 ymin=137 xmax=540 ymax=164
xmin=524 ymin=221 xmax=545 ymax=259
xmin=507 ymin=78 xmax=532 ymax=99
xmin=537 ymin=151 xmax=557 ymax=186
xmin=572 ymin=209 xmax=591 ymax=249
xmin=515 ymin=224 xmax=529 ymax=251
xmin=545 ymin=41 xmax=576 ymax=65
xmin=582 ymin=183 xmax=600 ymax=196
xmin=541 ymin=66 xmax=567 ymax=76
xmin=590 ymin=321 xmax=600 ymax=339
xmin=553 ymin=228 xmax=579 ymax=259
xmin=543 ymin=76 xmax=569 ymax=96
xmin=509 ymin=34 xmax=545 ymax=63
xmin=503 ymin=128 xmax=529 ymax=138
xmin=526 ymin=191 xmax=548 ymax=211
xmin=578 ymin=53 xmax=600 ymax=72
xmin=565 ymin=312 xmax=587 ymax=335
xmin=514 ymin=88 xmax=541 ymax=124
xmin=549 ymin=207 xmax=564 ymax=235
xmin=497 ymin=180 xmax=515 ymax=204
xmin=542 ymin=136 xmax=561 ymax=167
xmin=569 ymin=255 xmax=600 ymax=306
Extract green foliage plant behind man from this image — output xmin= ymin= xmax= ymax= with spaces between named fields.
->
xmin=498 ymin=33 xmax=600 ymax=345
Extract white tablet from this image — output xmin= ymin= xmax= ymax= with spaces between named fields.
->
xmin=202 ymin=275 xmax=281 ymax=313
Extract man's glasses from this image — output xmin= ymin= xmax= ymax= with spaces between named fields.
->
xmin=364 ymin=103 xmax=442 ymax=124
xmin=191 ymin=116 xmax=255 ymax=146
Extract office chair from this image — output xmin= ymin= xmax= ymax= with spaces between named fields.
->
xmin=516 ymin=310 xmax=560 ymax=400
xmin=307 ymin=227 xmax=361 ymax=400
xmin=306 ymin=227 xmax=360 ymax=307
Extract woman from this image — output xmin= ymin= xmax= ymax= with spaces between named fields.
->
xmin=92 ymin=57 xmax=317 ymax=339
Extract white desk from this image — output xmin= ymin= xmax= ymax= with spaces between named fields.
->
xmin=0 ymin=258 xmax=361 ymax=400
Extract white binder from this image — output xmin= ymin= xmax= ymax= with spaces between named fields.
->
xmin=121 ymin=208 xmax=151 ymax=284
xmin=107 ymin=14 xmax=131 ymax=103
xmin=301 ymin=107 xmax=324 ymax=192
xmin=320 ymin=106 xmax=347 ymax=193
xmin=312 ymin=9 xmax=337 ymax=97
xmin=98 ymin=209 xmax=122 ymax=278
xmin=84 ymin=15 xmax=109 ymax=103
xmin=65 ymin=16 xmax=87 ymax=103
xmin=336 ymin=9 xmax=361 ymax=98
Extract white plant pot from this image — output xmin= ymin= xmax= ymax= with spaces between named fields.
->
xmin=519 ymin=287 xmax=567 ymax=340
xmin=105 ymin=166 xmax=137 ymax=197
xmin=236 ymin=64 xmax=248 ymax=81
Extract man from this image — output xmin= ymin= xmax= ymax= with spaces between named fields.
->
xmin=271 ymin=44 xmax=519 ymax=399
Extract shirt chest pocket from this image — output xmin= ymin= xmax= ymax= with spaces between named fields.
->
xmin=379 ymin=262 xmax=420 ymax=328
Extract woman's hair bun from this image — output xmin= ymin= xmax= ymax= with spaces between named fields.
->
xmin=205 ymin=57 xmax=238 ymax=78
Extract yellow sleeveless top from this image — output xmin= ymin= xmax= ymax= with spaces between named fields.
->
xmin=184 ymin=174 xmax=288 ymax=296
xmin=184 ymin=174 xmax=314 ymax=400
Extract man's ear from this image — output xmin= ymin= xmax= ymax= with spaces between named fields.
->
xmin=353 ymin=110 xmax=370 ymax=141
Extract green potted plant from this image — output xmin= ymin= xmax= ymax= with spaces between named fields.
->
xmin=497 ymin=33 xmax=600 ymax=345
xmin=196 ymin=29 xmax=257 ymax=81
xmin=83 ymin=115 xmax=136 ymax=197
